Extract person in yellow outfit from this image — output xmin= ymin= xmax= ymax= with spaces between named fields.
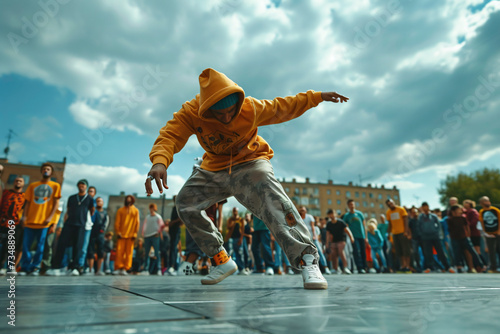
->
xmin=145 ymin=68 xmax=348 ymax=289
xmin=114 ymin=195 xmax=140 ymax=275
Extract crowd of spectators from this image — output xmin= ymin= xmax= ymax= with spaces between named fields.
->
xmin=1 ymin=163 xmax=499 ymax=277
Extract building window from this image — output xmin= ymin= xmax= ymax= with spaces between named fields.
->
xmin=285 ymin=187 xmax=290 ymax=193
xmin=301 ymin=197 xmax=309 ymax=205
xmin=355 ymin=191 xmax=359 ymax=198
xmin=7 ymin=174 xmax=17 ymax=184
xmin=363 ymin=212 xmax=368 ymax=218
xmin=362 ymin=192 xmax=366 ymax=198
xmin=337 ymin=200 xmax=341 ymax=205
xmin=302 ymin=188 xmax=308 ymax=195
xmin=371 ymin=213 xmax=376 ymax=218
xmin=363 ymin=201 xmax=367 ymax=207
xmin=327 ymin=189 xmax=331 ymax=195
xmin=380 ymin=204 xmax=384 ymax=209
xmin=387 ymin=195 xmax=391 ymax=199
xmin=369 ymin=193 xmax=373 ymax=198
xmin=370 ymin=202 xmax=374 ymax=207
xmin=310 ymin=198 xmax=319 ymax=205
xmin=314 ymin=188 xmax=319 ymax=195
xmin=394 ymin=195 xmax=399 ymax=200
xmin=292 ymin=196 xmax=300 ymax=204
xmin=294 ymin=188 xmax=300 ymax=195
xmin=328 ymin=199 xmax=332 ymax=205
xmin=378 ymin=194 xmax=382 ymax=199
xmin=336 ymin=190 xmax=341 ymax=196
xmin=346 ymin=191 xmax=351 ymax=198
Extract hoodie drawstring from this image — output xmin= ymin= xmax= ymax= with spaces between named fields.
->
xmin=229 ymin=151 xmax=233 ymax=175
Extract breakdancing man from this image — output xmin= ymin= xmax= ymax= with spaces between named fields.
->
xmin=145 ymin=68 xmax=348 ymax=289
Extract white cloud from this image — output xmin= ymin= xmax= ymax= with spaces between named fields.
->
xmin=24 ymin=116 xmax=62 ymax=141
xmin=61 ymin=163 xmax=186 ymax=207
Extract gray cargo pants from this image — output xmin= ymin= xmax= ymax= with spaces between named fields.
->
xmin=176 ymin=159 xmax=318 ymax=269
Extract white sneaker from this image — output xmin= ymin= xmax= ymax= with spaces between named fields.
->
xmin=369 ymin=268 xmax=377 ymax=274
xmin=343 ymin=268 xmax=352 ymax=275
xmin=287 ymin=267 xmax=295 ymax=275
xmin=167 ymin=267 xmax=177 ymax=276
xmin=18 ymin=271 xmax=27 ymax=276
xmin=265 ymin=267 xmax=274 ymax=276
xmin=301 ymin=254 xmax=328 ymax=290
xmin=201 ymin=258 xmax=237 ymax=285
xmin=45 ymin=269 xmax=62 ymax=276
xmin=112 ymin=270 xmax=121 ymax=275
xmin=238 ymin=268 xmax=250 ymax=275
xmin=95 ymin=271 xmax=105 ymax=276
xmin=70 ymin=269 xmax=80 ymax=276
xmin=178 ymin=262 xmax=196 ymax=276
xmin=139 ymin=271 xmax=150 ymax=276
xmin=120 ymin=269 xmax=128 ymax=276
xmin=325 ymin=267 xmax=331 ymax=275
xmin=0 ymin=268 xmax=7 ymax=276
xmin=29 ymin=269 xmax=40 ymax=276
xmin=157 ymin=270 xmax=162 ymax=276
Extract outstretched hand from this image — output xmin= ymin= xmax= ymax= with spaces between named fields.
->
xmin=145 ymin=163 xmax=168 ymax=196
xmin=321 ymin=91 xmax=349 ymax=103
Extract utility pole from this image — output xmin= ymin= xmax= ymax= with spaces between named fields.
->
xmin=4 ymin=129 xmax=15 ymax=160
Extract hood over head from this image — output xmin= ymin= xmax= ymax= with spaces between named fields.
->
xmin=198 ymin=68 xmax=245 ymax=122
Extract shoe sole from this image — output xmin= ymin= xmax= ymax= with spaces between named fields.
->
xmin=304 ymin=282 xmax=328 ymax=290
xmin=201 ymin=266 xmax=237 ymax=285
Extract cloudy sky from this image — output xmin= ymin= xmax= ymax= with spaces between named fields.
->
xmin=1 ymin=0 xmax=500 ymax=211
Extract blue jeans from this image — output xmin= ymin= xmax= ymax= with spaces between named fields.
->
xmin=229 ymin=238 xmax=245 ymax=270
xmin=371 ymin=247 xmax=387 ymax=270
xmin=251 ymin=229 xmax=274 ymax=270
xmin=352 ymin=238 xmax=367 ymax=271
xmin=313 ymin=239 xmax=327 ymax=267
xmin=274 ymin=240 xmax=291 ymax=269
xmin=79 ymin=229 xmax=92 ymax=267
xmin=144 ymin=235 xmax=161 ymax=273
xmin=168 ymin=229 xmax=180 ymax=269
xmin=21 ymin=227 xmax=48 ymax=272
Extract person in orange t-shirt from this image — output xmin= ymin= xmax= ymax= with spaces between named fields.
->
xmin=113 ymin=195 xmax=140 ymax=275
xmin=19 ymin=163 xmax=61 ymax=275
xmin=385 ymin=199 xmax=411 ymax=273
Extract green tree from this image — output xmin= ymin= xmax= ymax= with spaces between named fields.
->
xmin=438 ymin=168 xmax=500 ymax=207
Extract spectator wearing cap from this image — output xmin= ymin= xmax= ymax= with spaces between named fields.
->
xmin=46 ymin=179 xmax=94 ymax=276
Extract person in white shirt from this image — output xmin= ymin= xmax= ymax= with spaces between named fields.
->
xmin=142 ymin=203 xmax=164 ymax=275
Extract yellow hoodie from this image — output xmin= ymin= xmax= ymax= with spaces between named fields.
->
xmin=150 ymin=68 xmax=324 ymax=172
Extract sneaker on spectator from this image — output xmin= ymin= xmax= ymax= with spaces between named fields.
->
xmin=287 ymin=267 xmax=295 ymax=275
xmin=119 ymin=269 xmax=128 ymax=276
xmin=423 ymin=268 xmax=431 ymax=273
xmin=18 ymin=271 xmax=28 ymax=276
xmin=325 ymin=267 xmax=331 ymax=275
xmin=139 ymin=271 xmax=150 ymax=276
xmin=300 ymin=254 xmax=328 ymax=290
xmin=178 ymin=262 xmax=196 ymax=276
xmin=95 ymin=271 xmax=105 ymax=276
xmin=29 ymin=268 xmax=40 ymax=276
xmin=265 ymin=267 xmax=274 ymax=276
xmin=0 ymin=268 xmax=7 ymax=276
xmin=45 ymin=269 xmax=61 ymax=276
xmin=369 ymin=268 xmax=377 ymax=274
xmin=104 ymin=269 xmax=111 ymax=275
xmin=359 ymin=269 xmax=366 ymax=274
xmin=201 ymin=258 xmax=237 ymax=285
xmin=448 ymin=268 xmax=456 ymax=274
xmin=70 ymin=269 xmax=80 ymax=276
xmin=343 ymin=268 xmax=352 ymax=275
xmin=167 ymin=267 xmax=177 ymax=276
